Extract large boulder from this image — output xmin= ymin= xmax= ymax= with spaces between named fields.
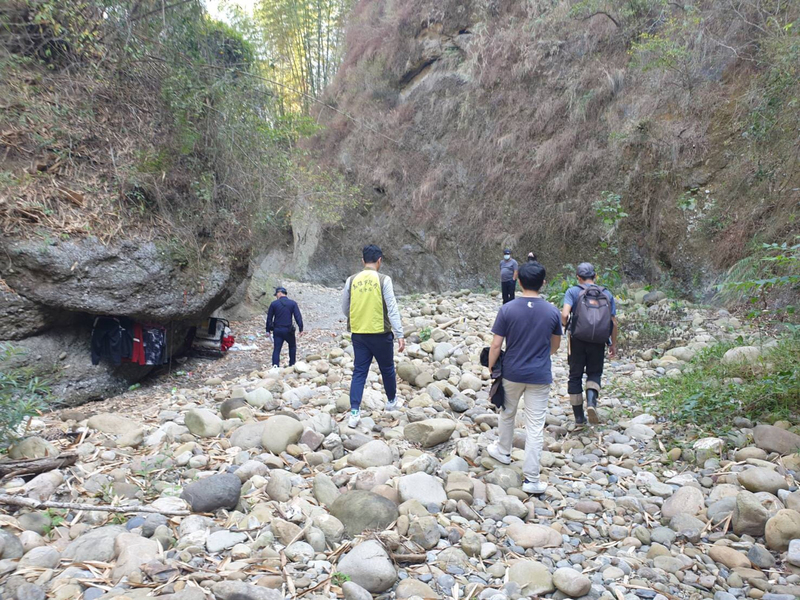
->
xmin=753 ymin=425 xmax=800 ymax=455
xmin=261 ymin=415 xmax=303 ymax=455
xmin=337 ymin=540 xmax=397 ymax=593
xmin=404 ymin=419 xmax=456 ymax=447
xmin=330 ymin=490 xmax=399 ymax=537
xmin=181 ymin=473 xmax=242 ymax=513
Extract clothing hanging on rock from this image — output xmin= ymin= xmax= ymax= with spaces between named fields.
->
xmin=91 ymin=317 xmax=134 ymax=366
xmin=142 ymin=325 xmax=168 ymax=365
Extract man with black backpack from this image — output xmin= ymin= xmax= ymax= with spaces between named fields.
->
xmin=266 ymin=287 xmax=304 ymax=368
xmin=561 ymin=263 xmax=618 ymax=425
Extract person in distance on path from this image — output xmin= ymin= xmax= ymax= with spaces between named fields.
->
xmin=500 ymin=248 xmax=519 ymax=304
xmin=341 ymin=244 xmax=405 ymax=428
xmin=487 ymin=260 xmax=562 ymax=495
xmin=266 ymin=287 xmax=304 ymax=368
xmin=561 ymin=263 xmax=618 ymax=426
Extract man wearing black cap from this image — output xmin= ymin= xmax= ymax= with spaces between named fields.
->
xmin=266 ymin=287 xmax=304 ymax=368
xmin=500 ymin=249 xmax=518 ymax=304
xmin=561 ymin=263 xmax=618 ymax=425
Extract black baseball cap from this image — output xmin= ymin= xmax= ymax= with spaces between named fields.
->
xmin=274 ymin=286 xmax=287 ymax=296
xmin=503 ymin=248 xmax=511 ymax=254
xmin=576 ymin=263 xmax=596 ymax=278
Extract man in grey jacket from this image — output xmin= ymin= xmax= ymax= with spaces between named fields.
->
xmin=341 ymin=244 xmax=405 ymax=428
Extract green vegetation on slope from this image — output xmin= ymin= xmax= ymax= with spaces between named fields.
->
xmin=640 ymin=334 xmax=800 ymax=432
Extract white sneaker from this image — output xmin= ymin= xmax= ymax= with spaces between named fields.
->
xmin=522 ymin=479 xmax=548 ymax=495
xmin=347 ymin=409 xmax=360 ymax=428
xmin=487 ymin=442 xmax=511 ymax=465
xmin=385 ymin=398 xmax=397 ymax=411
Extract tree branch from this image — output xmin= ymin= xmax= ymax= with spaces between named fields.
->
xmin=0 ymin=494 xmax=190 ymax=516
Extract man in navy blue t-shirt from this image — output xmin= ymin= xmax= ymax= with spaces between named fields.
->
xmin=486 ymin=261 xmax=562 ymax=495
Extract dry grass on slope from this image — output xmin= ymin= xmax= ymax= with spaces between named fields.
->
xmin=311 ymin=0 xmax=800 ymax=290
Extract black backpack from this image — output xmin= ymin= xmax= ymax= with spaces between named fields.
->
xmin=570 ymin=284 xmax=613 ymax=344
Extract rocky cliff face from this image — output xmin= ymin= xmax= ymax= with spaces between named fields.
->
xmin=304 ymin=0 xmax=799 ymax=293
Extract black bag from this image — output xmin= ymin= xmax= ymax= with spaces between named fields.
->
xmin=570 ymin=284 xmax=613 ymax=344
xmin=481 ymin=346 xmax=506 ymax=410
xmin=489 ymin=378 xmax=506 ymax=410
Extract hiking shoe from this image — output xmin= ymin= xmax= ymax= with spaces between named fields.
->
xmin=586 ymin=389 xmax=599 ymax=424
xmin=347 ymin=409 xmax=361 ymax=428
xmin=572 ymin=404 xmax=587 ymax=426
xmin=385 ymin=398 xmax=398 ymax=411
xmin=487 ymin=442 xmax=511 ymax=465
xmin=522 ymin=480 xmax=548 ymax=495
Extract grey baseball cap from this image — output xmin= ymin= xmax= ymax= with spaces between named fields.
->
xmin=576 ymin=263 xmax=596 ymax=278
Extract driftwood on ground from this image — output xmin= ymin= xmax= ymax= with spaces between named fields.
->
xmin=0 ymin=494 xmax=191 ymax=516
xmin=0 ymin=452 xmax=78 ymax=479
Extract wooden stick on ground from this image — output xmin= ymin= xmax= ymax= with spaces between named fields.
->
xmin=0 ymin=494 xmax=190 ymax=516
xmin=0 ymin=453 xmax=78 ymax=480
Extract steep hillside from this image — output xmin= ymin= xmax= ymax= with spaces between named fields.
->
xmin=0 ymin=1 xmax=288 ymax=404
xmin=304 ymin=0 xmax=799 ymax=294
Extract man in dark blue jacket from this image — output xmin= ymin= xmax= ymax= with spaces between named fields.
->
xmin=266 ymin=287 xmax=304 ymax=368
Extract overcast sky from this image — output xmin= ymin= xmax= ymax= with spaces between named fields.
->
xmin=204 ymin=0 xmax=258 ymax=22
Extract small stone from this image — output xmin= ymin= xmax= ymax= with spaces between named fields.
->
xmin=184 ymin=408 xmax=223 ymax=437
xmin=337 ymin=540 xmax=397 ymax=593
xmin=180 ymin=473 xmax=242 ymax=512
xmin=552 ymin=567 xmax=591 ymax=598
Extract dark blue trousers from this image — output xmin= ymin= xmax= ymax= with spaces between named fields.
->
xmin=272 ymin=327 xmax=296 ymax=366
xmin=350 ymin=332 xmax=396 ymax=410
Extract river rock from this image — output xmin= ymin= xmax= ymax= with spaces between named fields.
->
xmin=404 ymin=419 xmax=456 ymax=447
xmin=62 ymin=525 xmax=126 ymax=562
xmin=330 ymin=490 xmax=399 ymax=536
xmin=86 ymin=413 xmax=140 ymax=434
xmin=732 ymin=491 xmax=770 ymax=537
xmin=764 ymin=509 xmax=800 ymax=551
xmin=261 ymin=415 xmax=303 ymax=454
xmin=397 ymin=472 xmax=447 ymax=508
xmin=230 ymin=421 xmax=267 ymax=449
xmin=337 ymin=540 xmax=397 ymax=593
xmin=552 ymin=567 xmax=592 ymax=598
xmin=185 ymin=408 xmax=223 ymax=437
xmin=313 ymin=472 xmax=340 ymax=506
xmin=662 ymin=486 xmax=705 ymax=518
xmin=753 ymin=425 xmax=800 ymax=455
xmin=788 ymin=538 xmax=800 ymax=567
xmin=266 ymin=469 xmax=292 ymax=502
xmin=738 ymin=467 xmax=789 ymax=495
xmin=111 ymin=533 xmax=159 ymax=582
xmin=508 ymin=560 xmax=555 ymax=596
xmin=721 ymin=346 xmax=760 ymax=365
xmin=408 ymin=516 xmax=440 ymax=549
xmin=709 ymin=545 xmax=751 ymax=569
xmin=396 ymin=578 xmax=437 ymax=600
xmin=8 ymin=437 xmax=58 ymax=459
xmin=0 ymin=530 xmax=24 ymax=559
xmin=349 ymin=440 xmax=394 ymax=468
xmin=211 ymin=580 xmax=282 ymax=600
xmin=19 ymin=546 xmax=60 ymax=568
xmin=506 ymin=523 xmax=562 ymax=548
xmin=181 ymin=473 xmax=242 ymax=512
